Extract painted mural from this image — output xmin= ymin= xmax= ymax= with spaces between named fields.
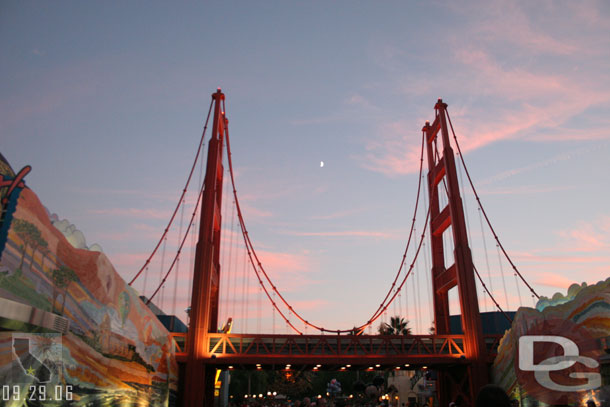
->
xmin=493 ymin=278 xmax=610 ymax=406
xmin=0 ymin=154 xmax=178 ymax=406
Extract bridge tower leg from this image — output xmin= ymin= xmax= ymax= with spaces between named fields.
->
xmin=184 ymin=89 xmax=227 ymax=407
xmin=423 ymin=100 xmax=487 ymax=405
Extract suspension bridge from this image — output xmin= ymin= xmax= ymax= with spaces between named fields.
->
xmin=127 ymin=89 xmax=540 ymax=407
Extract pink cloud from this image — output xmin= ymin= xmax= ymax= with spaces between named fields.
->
xmin=533 ymin=272 xmax=578 ymax=289
xmin=359 ymin=120 xmax=423 ymax=176
xmin=255 ymin=249 xmax=311 ymax=274
xmin=556 ymin=217 xmax=609 ymax=252
xmin=106 ymin=252 xmax=151 ymax=278
xmin=514 ymin=252 xmax=610 ymax=264
xmin=359 ymin=3 xmax=610 ymax=178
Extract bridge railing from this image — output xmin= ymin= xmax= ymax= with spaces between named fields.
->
xmin=206 ymin=334 xmax=465 ymax=357
xmin=171 ymin=332 xmax=187 ymax=356
xmin=170 ymin=333 xmax=503 ymax=362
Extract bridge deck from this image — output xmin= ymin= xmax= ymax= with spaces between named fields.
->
xmin=171 ymin=333 xmax=502 ymax=367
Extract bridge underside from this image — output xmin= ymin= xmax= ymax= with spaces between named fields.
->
xmin=173 ymin=333 xmax=502 ymax=368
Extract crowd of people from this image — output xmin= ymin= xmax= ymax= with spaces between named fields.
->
xmin=234 ymin=386 xmax=602 ymax=407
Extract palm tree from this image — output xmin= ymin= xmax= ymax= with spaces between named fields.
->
xmin=378 ymin=316 xmax=411 ymax=335
xmin=350 ymin=326 xmax=365 ymax=335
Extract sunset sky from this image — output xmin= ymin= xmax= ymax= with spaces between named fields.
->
xmin=2 ymin=1 xmax=609 ymax=333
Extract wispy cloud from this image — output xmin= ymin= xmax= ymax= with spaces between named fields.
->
xmin=534 ymin=272 xmax=578 ymax=290
xmin=88 ymin=207 xmax=171 ymax=220
xmin=477 ymin=185 xmax=575 ymax=196
xmin=556 ymin=217 xmax=610 ymax=252
xmin=281 ymin=229 xmax=400 ymax=239
xmin=359 ymin=120 xmax=423 ymax=176
xmin=346 ymin=93 xmax=380 ymax=111
xmin=309 ymin=207 xmax=366 ymax=220
xmin=239 ymin=203 xmax=273 ymax=219
xmin=357 ymin=2 xmax=610 ymax=177
xmin=70 ymin=186 xmax=179 ymax=202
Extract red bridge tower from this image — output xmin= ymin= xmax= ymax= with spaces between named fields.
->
xmin=423 ymin=99 xmax=487 ymax=403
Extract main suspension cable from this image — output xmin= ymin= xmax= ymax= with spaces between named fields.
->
xmin=445 ymin=109 xmax=540 ymax=299
xmin=146 ymin=182 xmax=205 ymax=305
xmin=473 ymin=264 xmax=513 ymax=324
xmin=224 ymin=122 xmax=303 ymax=334
xmin=225 ymin=117 xmax=429 ymax=333
xmin=129 ymin=99 xmax=213 ymax=286
xmin=365 ymin=130 xmax=426 ymax=324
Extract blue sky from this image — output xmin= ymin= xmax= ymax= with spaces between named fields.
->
xmin=2 ymin=1 xmax=609 ymax=333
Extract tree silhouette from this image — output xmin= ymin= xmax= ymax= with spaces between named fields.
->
xmin=350 ymin=326 xmax=364 ymax=335
xmin=29 ymin=234 xmax=48 ymax=271
xmin=12 ymin=219 xmax=47 ymax=272
xmin=51 ymin=265 xmax=78 ymax=315
xmin=13 ymin=219 xmax=36 ymax=270
xmin=378 ymin=316 xmax=411 ymax=335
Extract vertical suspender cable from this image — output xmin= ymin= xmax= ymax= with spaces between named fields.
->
xmin=225 ymin=196 xmax=236 ymax=319
xmin=403 ymin=274 xmax=409 ymax=324
xmin=411 ymin=267 xmax=418 ymax=333
xmin=413 ymin=242 xmax=423 ymax=335
xmin=478 ymin=207 xmax=495 ymax=302
xmin=225 ymin=104 xmax=427 ymax=333
xmin=230 ymin=200 xmax=240 ymax=321
xmin=422 ymin=172 xmax=434 ymax=325
xmin=159 ymin=236 xmax=167 ymax=310
xmin=142 ymin=266 xmax=149 ymax=298
xmin=243 ymin=248 xmax=250 ymax=333
xmin=188 ymin=137 xmax=206 ymax=310
xmin=398 ymin=290 xmax=402 ymax=320
xmin=172 ymin=197 xmax=185 ymax=315
xmin=496 ymin=244 xmax=510 ymax=310
xmin=257 ymin=285 xmax=262 ymax=334
xmin=240 ymin=246 xmax=247 ymax=333
xmin=445 ymin=108 xmax=539 ymax=300
xmin=393 ymin=287 xmax=398 ymax=317
xmin=146 ymin=176 xmax=205 ymax=306
xmin=514 ymin=271 xmax=523 ymax=308
xmin=220 ymin=169 xmax=231 ymax=323
xmin=129 ymin=100 xmax=213 ymax=286
xmin=410 ymin=229 xmax=417 ymax=333
xmin=457 ymin=151 xmax=487 ymax=312
xmin=272 ymin=292 xmax=276 ymax=334
xmin=423 ymin=240 xmax=434 ymax=326
xmin=187 ymin=217 xmax=196 ymax=317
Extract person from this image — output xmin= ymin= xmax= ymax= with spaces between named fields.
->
xmin=510 ymin=399 xmax=519 ymax=407
xmin=586 ymin=401 xmax=597 ymax=407
xmin=449 ymin=403 xmax=456 ymax=407
xmin=475 ymin=384 xmax=511 ymax=407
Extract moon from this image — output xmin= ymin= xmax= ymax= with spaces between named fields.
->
xmin=320 ymin=161 xmax=324 ymax=168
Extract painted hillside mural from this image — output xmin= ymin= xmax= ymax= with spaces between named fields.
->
xmin=0 ymin=153 xmax=178 ymax=406
xmin=492 ymin=278 xmax=610 ymax=405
